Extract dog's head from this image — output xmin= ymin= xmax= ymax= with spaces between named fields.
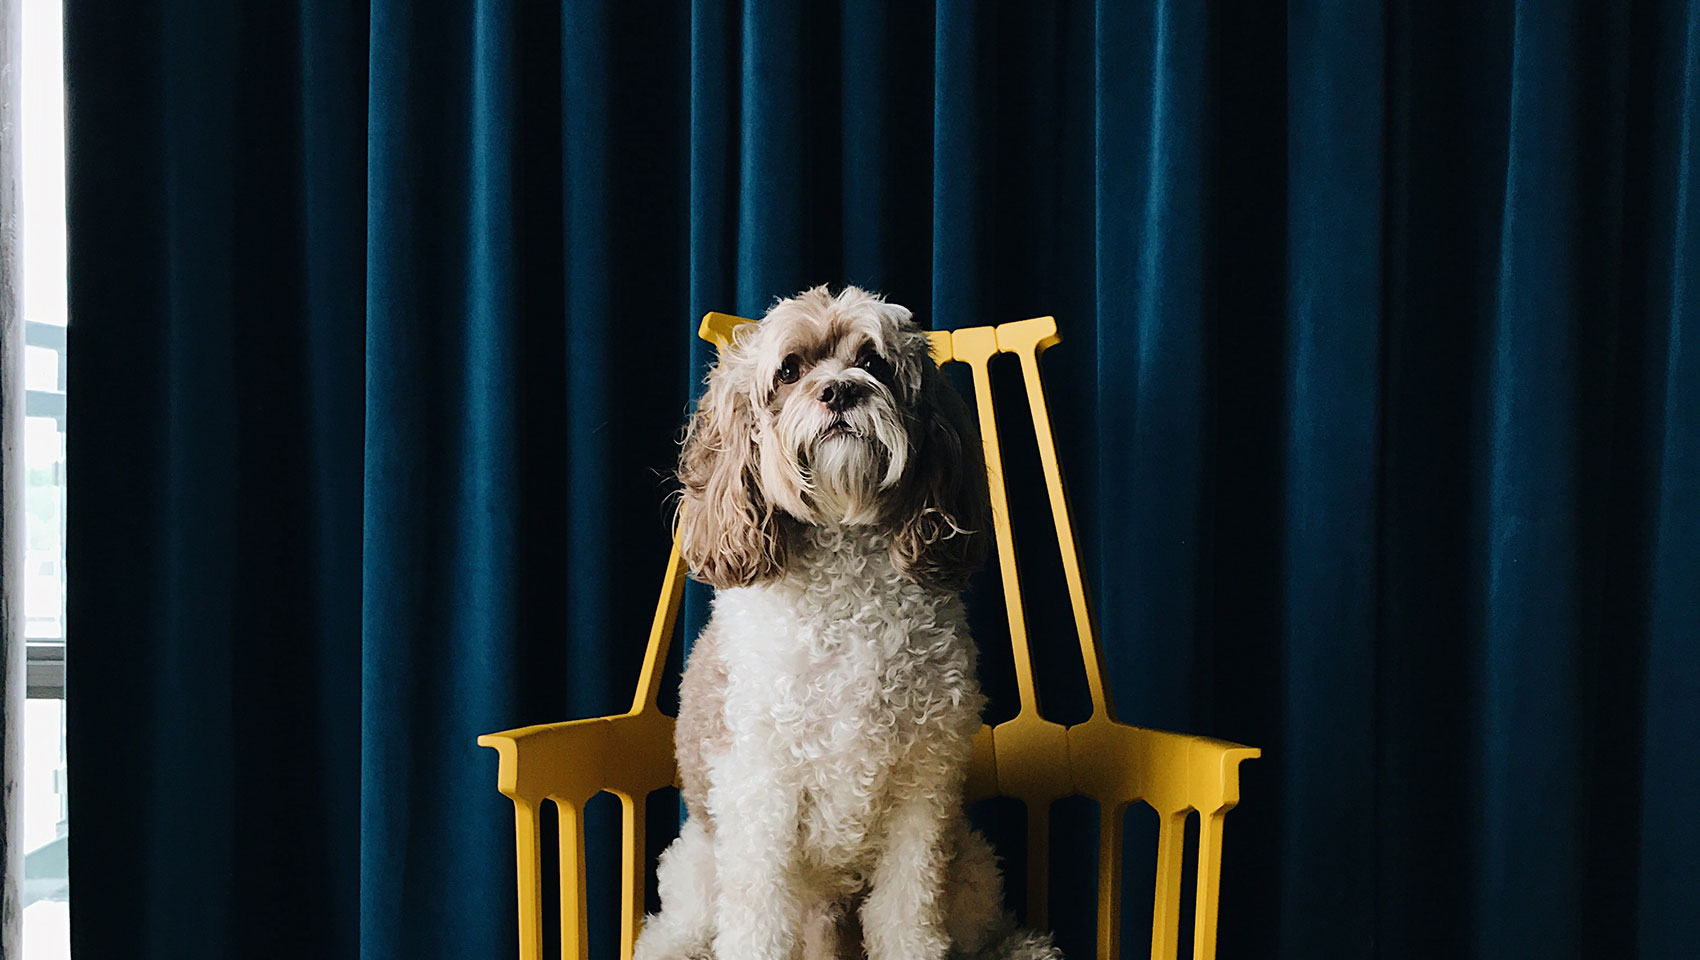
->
xmin=677 ymin=286 xmax=990 ymax=590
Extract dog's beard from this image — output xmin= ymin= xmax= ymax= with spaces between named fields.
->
xmin=771 ymin=393 xmax=909 ymax=525
xmin=804 ymin=431 xmax=888 ymax=524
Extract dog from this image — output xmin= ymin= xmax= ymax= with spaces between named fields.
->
xmin=633 ymin=287 xmax=1060 ymax=960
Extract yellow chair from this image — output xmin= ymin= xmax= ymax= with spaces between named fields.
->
xmin=479 ymin=313 xmax=1260 ymax=960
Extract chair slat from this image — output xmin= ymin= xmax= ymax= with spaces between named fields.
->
xmin=1000 ymin=318 xmax=1114 ymax=722
xmin=1149 ymin=810 xmax=1189 ymax=960
xmin=698 ymin=312 xmax=744 ymax=349
xmin=631 ymin=538 xmax=689 ymax=715
xmin=558 ymin=800 xmax=590 ymax=960
xmin=949 ymin=326 xmax=1040 ymax=716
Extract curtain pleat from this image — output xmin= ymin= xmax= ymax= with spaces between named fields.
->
xmin=1092 ymin=0 xmax=1214 ymax=736
xmin=1279 ymin=1 xmax=1384 ymax=954
xmin=66 ymin=1 xmax=366 ymax=958
xmin=562 ymin=0 xmax=615 ymax=715
xmin=364 ymin=0 xmax=516 ymax=952
xmin=1480 ymin=2 xmax=1587 ymax=953
xmin=62 ymin=2 xmax=1700 ymax=959
xmin=1638 ymin=4 xmax=1700 ymax=956
xmin=932 ymin=0 xmax=983 ymax=331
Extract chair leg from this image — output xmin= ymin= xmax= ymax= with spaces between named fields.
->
xmin=559 ymin=800 xmax=591 ymax=960
xmin=1149 ymin=810 xmax=1188 ymax=960
xmin=514 ymin=800 xmax=545 ymax=960
xmin=1096 ymin=802 xmax=1127 ymax=960
xmin=1190 ymin=813 xmax=1226 ymax=960
xmin=620 ymin=792 xmax=647 ymax=960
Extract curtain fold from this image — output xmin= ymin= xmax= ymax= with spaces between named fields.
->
xmin=63 ymin=2 xmax=1698 ymax=959
xmin=65 ymin=2 xmax=367 ymax=957
xmin=1637 ymin=3 xmax=1700 ymax=955
xmin=1279 ymin=1 xmax=1384 ymax=952
xmin=1479 ymin=2 xmax=1587 ymax=952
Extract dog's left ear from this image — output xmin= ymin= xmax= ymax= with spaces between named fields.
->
xmin=887 ymin=362 xmax=992 ymax=588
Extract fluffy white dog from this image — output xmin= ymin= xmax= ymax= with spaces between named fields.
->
xmin=634 ymin=287 xmax=1060 ymax=960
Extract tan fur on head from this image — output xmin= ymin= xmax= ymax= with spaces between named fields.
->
xmin=676 ymin=286 xmax=991 ymax=589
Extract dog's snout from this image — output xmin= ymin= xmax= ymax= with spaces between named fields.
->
xmin=818 ymin=379 xmax=867 ymax=413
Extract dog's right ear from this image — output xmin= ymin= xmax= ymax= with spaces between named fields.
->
xmin=676 ymin=359 xmax=786 ymax=588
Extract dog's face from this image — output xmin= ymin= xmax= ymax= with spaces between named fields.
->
xmin=677 ymin=286 xmax=990 ymax=589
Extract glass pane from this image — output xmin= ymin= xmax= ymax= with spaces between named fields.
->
xmin=21 ymin=0 xmax=67 ymax=328
xmin=23 ymin=346 xmax=58 ymax=393
xmin=21 ymin=700 xmax=68 ymax=956
xmin=23 ymin=417 xmax=64 ymax=642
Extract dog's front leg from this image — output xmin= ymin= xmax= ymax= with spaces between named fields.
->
xmin=861 ymin=790 xmax=954 ymax=960
xmin=708 ymin=749 xmax=802 ymax=960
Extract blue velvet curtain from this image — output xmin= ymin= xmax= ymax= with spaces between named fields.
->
xmin=63 ymin=2 xmax=1697 ymax=959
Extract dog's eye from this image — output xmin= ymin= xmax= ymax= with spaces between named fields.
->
xmin=856 ymin=349 xmax=891 ymax=380
xmin=777 ymin=355 xmax=801 ymax=385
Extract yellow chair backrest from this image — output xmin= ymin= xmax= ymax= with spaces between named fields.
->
xmin=480 ymin=313 xmax=1260 ymax=960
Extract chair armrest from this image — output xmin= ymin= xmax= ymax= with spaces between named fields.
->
xmin=478 ymin=711 xmax=678 ymax=807
xmin=1068 ymin=719 xmax=1260 ymax=815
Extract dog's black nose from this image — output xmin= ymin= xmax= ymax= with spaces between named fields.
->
xmin=819 ymin=379 xmax=867 ymax=413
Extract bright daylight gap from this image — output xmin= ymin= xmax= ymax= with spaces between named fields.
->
xmin=19 ymin=0 xmax=71 ymax=957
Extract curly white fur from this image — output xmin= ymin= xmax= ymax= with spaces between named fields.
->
xmin=636 ymin=288 xmax=1060 ymax=960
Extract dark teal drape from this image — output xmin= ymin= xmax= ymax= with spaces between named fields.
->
xmin=64 ymin=2 xmax=1697 ymax=959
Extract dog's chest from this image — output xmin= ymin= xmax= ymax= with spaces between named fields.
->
xmin=713 ymin=536 xmax=979 ymax=867
xmin=723 ymin=573 xmax=967 ymax=753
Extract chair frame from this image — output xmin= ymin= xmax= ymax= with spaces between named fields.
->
xmin=481 ymin=313 xmax=1259 ymax=960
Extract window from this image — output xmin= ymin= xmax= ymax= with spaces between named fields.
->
xmin=21 ymin=0 xmax=70 ymax=956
